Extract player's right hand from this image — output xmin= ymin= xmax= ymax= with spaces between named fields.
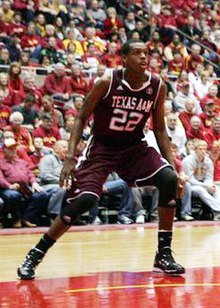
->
xmin=59 ymin=159 xmax=75 ymax=188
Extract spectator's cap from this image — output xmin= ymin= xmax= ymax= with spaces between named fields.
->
xmin=53 ymin=62 xmax=65 ymax=70
xmin=181 ymin=81 xmax=190 ymax=88
xmin=2 ymin=138 xmax=17 ymax=150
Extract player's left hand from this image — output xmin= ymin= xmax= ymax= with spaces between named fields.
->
xmin=59 ymin=159 xmax=75 ymax=188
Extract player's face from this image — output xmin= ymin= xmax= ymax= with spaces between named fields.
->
xmin=124 ymin=43 xmax=148 ymax=73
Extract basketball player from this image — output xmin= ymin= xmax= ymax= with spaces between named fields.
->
xmin=17 ymin=41 xmax=185 ymax=279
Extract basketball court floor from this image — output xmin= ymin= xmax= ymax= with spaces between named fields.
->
xmin=0 ymin=221 xmax=220 ymax=307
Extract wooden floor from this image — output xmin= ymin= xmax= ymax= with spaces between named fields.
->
xmin=1 ymin=221 xmax=220 ymax=307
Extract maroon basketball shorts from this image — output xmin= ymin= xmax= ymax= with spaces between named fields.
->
xmin=66 ymin=138 xmax=170 ymax=202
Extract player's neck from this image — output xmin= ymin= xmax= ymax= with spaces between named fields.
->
xmin=123 ymin=69 xmax=149 ymax=89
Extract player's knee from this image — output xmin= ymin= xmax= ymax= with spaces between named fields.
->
xmin=154 ymin=167 xmax=177 ymax=208
xmin=60 ymin=193 xmax=98 ymax=225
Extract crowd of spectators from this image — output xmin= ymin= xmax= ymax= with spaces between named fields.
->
xmin=0 ymin=0 xmax=220 ymax=228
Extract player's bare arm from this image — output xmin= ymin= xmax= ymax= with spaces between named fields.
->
xmin=152 ymin=82 xmax=175 ymax=168
xmin=60 ymin=76 xmax=111 ymax=186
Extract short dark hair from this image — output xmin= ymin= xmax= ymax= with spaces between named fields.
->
xmin=121 ymin=40 xmax=144 ymax=55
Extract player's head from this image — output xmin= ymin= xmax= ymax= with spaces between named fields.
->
xmin=121 ymin=40 xmax=147 ymax=72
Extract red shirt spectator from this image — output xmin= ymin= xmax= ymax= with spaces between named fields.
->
xmin=103 ymin=7 xmax=124 ymax=38
xmin=204 ymin=118 xmax=220 ymax=148
xmin=179 ymin=99 xmax=197 ymax=131
xmin=0 ymin=103 xmax=11 ymax=131
xmin=12 ymin=74 xmax=43 ymax=110
xmin=200 ymin=84 xmax=220 ymax=113
xmin=8 ymin=62 xmax=24 ymax=94
xmin=68 ymin=65 xmax=89 ymax=97
xmin=41 ymin=64 xmax=70 ymax=97
xmin=32 ymin=114 xmax=61 ymax=149
xmin=101 ymin=42 xmax=123 ymax=68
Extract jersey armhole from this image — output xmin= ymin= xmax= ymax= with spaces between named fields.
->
xmin=102 ymin=69 xmax=113 ymax=100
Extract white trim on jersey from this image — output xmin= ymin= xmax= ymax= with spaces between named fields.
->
xmin=75 ymin=136 xmax=94 ymax=170
xmin=134 ymin=161 xmax=173 ymax=186
xmin=121 ymin=69 xmax=152 ymax=91
xmin=153 ymin=77 xmax=162 ymax=109
xmin=67 ymin=191 xmax=100 ymax=203
xmin=102 ymin=69 xmax=113 ymax=100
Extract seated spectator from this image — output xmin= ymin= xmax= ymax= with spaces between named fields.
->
xmin=180 ymin=16 xmax=201 ymax=48
xmin=65 ymin=93 xmax=84 ymax=118
xmin=32 ymin=113 xmax=61 ymax=151
xmin=209 ymin=141 xmax=220 ymax=186
xmin=65 ymin=20 xmax=84 ymax=42
xmin=12 ymin=95 xmax=39 ymax=131
xmin=12 ymin=73 xmax=43 ymax=110
xmin=124 ymin=11 xmax=136 ymax=33
xmin=0 ymin=89 xmax=11 ymax=132
xmin=0 ymin=138 xmax=49 ymax=228
xmin=186 ymin=115 xmax=205 ymax=141
xmin=0 ymin=129 xmax=32 ymax=163
xmin=8 ymin=11 xmax=26 ymax=38
xmin=39 ymin=95 xmax=64 ymax=129
xmin=175 ymin=70 xmax=194 ymax=95
xmin=35 ymin=13 xmax=47 ymax=37
xmin=0 ymin=47 xmax=11 ymax=66
xmin=158 ymin=5 xmax=177 ymax=45
xmin=59 ymin=115 xmax=75 ymax=141
xmin=200 ymin=84 xmax=220 ymax=114
xmin=101 ymin=42 xmax=123 ymax=69
xmin=166 ymin=112 xmax=187 ymax=157
xmin=184 ymin=44 xmax=204 ymax=73
xmin=167 ymin=50 xmax=185 ymax=77
xmin=182 ymin=140 xmax=220 ymax=220
xmin=103 ymin=7 xmax=124 ymax=39
xmin=29 ymin=137 xmax=46 ymax=176
xmin=199 ymin=100 xmax=216 ymax=130
xmin=204 ymin=117 xmax=220 ymax=148
xmin=0 ymin=1 xmax=14 ymax=24
xmin=193 ymin=70 xmax=213 ymax=101
xmin=68 ymin=64 xmax=89 ymax=97
xmin=82 ymin=26 xmax=106 ymax=55
xmin=40 ymin=24 xmax=65 ymax=51
xmin=88 ymin=64 xmax=106 ymax=90
xmin=82 ymin=42 xmax=102 ymax=73
xmin=198 ymin=29 xmax=218 ymax=62
xmin=164 ymin=33 xmax=188 ymax=62
xmin=12 ymin=0 xmax=37 ymax=24
xmin=20 ymin=22 xmax=42 ymax=59
xmin=173 ymin=81 xmax=201 ymax=113
xmin=145 ymin=30 xmax=164 ymax=58
xmin=8 ymin=62 xmax=24 ymax=94
xmin=38 ymin=140 xmax=69 ymax=219
xmin=40 ymin=36 xmax=66 ymax=65
xmin=185 ymin=139 xmax=195 ymax=156
xmin=6 ymin=111 xmax=34 ymax=153
xmin=179 ymin=99 xmax=197 ymax=131
xmin=160 ymin=68 xmax=174 ymax=100
xmin=86 ymin=0 xmax=106 ymax=30
xmin=132 ymin=20 xmax=150 ymax=43
xmin=0 ymin=73 xmax=14 ymax=106
xmin=41 ymin=62 xmax=70 ymax=108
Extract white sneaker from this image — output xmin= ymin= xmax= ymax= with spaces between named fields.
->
xmin=135 ymin=214 xmax=145 ymax=224
xmin=117 ymin=215 xmax=133 ymax=224
xmin=213 ymin=214 xmax=220 ymax=221
xmin=91 ymin=217 xmax=102 ymax=225
xmin=182 ymin=215 xmax=194 ymax=221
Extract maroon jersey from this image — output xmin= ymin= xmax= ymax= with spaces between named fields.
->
xmin=92 ymin=69 xmax=161 ymax=146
